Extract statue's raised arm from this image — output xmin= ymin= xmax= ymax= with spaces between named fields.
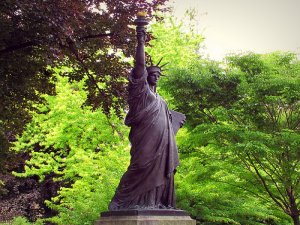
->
xmin=133 ymin=27 xmax=146 ymax=79
xmin=132 ymin=12 xmax=148 ymax=79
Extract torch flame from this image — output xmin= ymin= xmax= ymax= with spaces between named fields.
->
xmin=137 ymin=11 xmax=147 ymax=17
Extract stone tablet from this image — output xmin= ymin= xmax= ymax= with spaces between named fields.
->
xmin=170 ymin=110 xmax=186 ymax=134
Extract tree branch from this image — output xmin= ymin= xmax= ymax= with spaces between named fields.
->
xmin=292 ymin=114 xmax=300 ymax=130
xmin=228 ymin=112 xmax=245 ymax=125
xmin=0 ymin=32 xmax=115 ymax=56
xmin=262 ymin=100 xmax=278 ymax=130
xmin=62 ymin=37 xmax=106 ymax=101
xmin=0 ymin=41 xmax=37 ymax=55
xmin=251 ymin=153 xmax=290 ymax=207
xmin=199 ymin=108 xmax=217 ymax=123
xmin=79 ymin=32 xmax=114 ymax=41
xmin=246 ymin=153 xmax=288 ymax=213
xmin=211 ymin=178 xmax=271 ymax=202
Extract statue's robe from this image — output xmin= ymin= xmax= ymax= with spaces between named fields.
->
xmin=109 ymin=70 xmax=180 ymax=210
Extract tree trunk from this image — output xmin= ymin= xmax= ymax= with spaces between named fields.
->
xmin=286 ymin=187 xmax=299 ymax=225
xmin=292 ymin=215 xmax=299 ymax=225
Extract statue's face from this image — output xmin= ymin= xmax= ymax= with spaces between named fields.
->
xmin=147 ymin=71 xmax=160 ymax=86
xmin=147 ymin=66 xmax=161 ymax=86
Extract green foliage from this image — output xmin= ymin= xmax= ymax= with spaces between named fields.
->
xmin=145 ymin=14 xmax=294 ymax=223
xmin=0 ymin=216 xmax=43 ymax=225
xmin=177 ymin=131 xmax=292 ymax=224
xmin=145 ymin=12 xmax=205 ymax=107
xmin=146 ymin=11 xmax=204 ymax=70
xmin=166 ymin=52 xmax=299 ymax=224
xmin=164 ymin=59 xmax=240 ymax=127
xmin=12 ymin=66 xmax=130 ymax=225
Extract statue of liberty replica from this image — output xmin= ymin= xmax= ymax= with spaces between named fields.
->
xmin=96 ymin=12 xmax=195 ymax=225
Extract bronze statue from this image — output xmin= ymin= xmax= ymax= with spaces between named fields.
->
xmin=108 ymin=12 xmax=186 ymax=211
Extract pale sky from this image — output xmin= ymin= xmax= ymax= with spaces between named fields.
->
xmin=168 ymin=0 xmax=300 ymax=60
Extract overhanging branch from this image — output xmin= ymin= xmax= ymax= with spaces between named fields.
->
xmin=79 ymin=32 xmax=114 ymax=40
xmin=0 ymin=32 xmax=115 ymax=56
xmin=0 ymin=41 xmax=36 ymax=55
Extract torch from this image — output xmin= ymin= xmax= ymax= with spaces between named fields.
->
xmin=134 ymin=11 xmax=149 ymax=35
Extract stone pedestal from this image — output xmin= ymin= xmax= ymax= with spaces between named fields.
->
xmin=95 ymin=209 xmax=196 ymax=225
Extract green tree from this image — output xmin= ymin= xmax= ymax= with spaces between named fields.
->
xmin=143 ymin=14 xmax=288 ymax=223
xmin=11 ymin=66 xmax=130 ymax=224
xmin=146 ymin=11 xmax=204 ymax=70
xmin=145 ymin=12 xmax=204 ymax=106
xmin=165 ymin=52 xmax=300 ymax=224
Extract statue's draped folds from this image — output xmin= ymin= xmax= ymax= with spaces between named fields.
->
xmin=109 ymin=70 xmax=179 ymax=210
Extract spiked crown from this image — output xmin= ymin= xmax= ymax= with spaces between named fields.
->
xmin=146 ymin=56 xmax=169 ymax=76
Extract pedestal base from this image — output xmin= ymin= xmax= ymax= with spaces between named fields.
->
xmin=95 ymin=209 xmax=196 ymax=225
